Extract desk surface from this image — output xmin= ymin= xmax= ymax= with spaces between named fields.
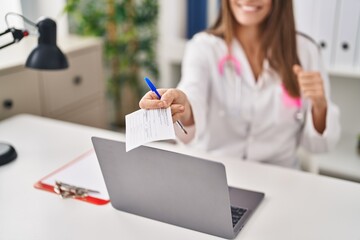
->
xmin=1 ymin=114 xmax=360 ymax=240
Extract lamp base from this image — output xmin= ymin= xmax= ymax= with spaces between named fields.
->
xmin=0 ymin=143 xmax=17 ymax=166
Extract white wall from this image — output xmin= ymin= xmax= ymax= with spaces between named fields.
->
xmin=20 ymin=0 xmax=68 ymax=38
xmin=157 ymin=0 xmax=219 ymax=87
xmin=329 ymin=76 xmax=360 ymax=135
xmin=158 ymin=0 xmax=186 ymax=41
xmin=157 ymin=0 xmax=187 ymax=87
xmin=0 ymin=0 xmax=68 ymax=39
xmin=0 ymin=0 xmax=23 ymax=30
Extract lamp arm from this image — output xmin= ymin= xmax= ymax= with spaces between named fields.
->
xmin=0 ymin=28 xmax=29 ymax=50
xmin=0 ymin=28 xmax=10 ymax=36
xmin=0 ymin=12 xmax=36 ymax=50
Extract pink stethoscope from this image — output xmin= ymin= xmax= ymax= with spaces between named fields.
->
xmin=218 ymin=54 xmax=304 ymax=121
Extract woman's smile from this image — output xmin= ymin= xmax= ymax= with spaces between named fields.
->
xmin=236 ymin=2 xmax=263 ymax=13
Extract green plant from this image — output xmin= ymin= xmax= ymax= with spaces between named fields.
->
xmin=64 ymin=0 xmax=159 ymax=127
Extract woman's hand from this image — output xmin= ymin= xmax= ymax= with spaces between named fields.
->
xmin=293 ymin=65 xmax=327 ymax=111
xmin=139 ymin=88 xmax=194 ymax=125
xmin=293 ymin=64 xmax=327 ymax=133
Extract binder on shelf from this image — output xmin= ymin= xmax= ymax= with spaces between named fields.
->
xmin=356 ymin=14 xmax=360 ymax=70
xmin=293 ymin=0 xmax=316 ymax=38
xmin=187 ymin=0 xmax=207 ymax=39
xmin=312 ymin=0 xmax=338 ymax=68
xmin=333 ymin=0 xmax=360 ymax=69
xmin=34 ymin=150 xmax=110 ymax=205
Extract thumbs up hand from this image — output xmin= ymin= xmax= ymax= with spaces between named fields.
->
xmin=293 ymin=64 xmax=327 ymax=112
xmin=293 ymin=64 xmax=327 ymax=133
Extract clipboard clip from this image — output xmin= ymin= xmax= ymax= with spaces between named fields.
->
xmin=54 ymin=181 xmax=100 ymax=199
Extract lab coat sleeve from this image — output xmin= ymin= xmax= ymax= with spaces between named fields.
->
xmin=300 ymin=43 xmax=341 ymax=153
xmin=176 ymin=35 xmax=211 ymax=144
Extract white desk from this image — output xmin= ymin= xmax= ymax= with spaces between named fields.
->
xmin=1 ymin=114 xmax=360 ymax=240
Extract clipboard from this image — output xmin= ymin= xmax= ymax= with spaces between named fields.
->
xmin=34 ymin=150 xmax=110 ymax=205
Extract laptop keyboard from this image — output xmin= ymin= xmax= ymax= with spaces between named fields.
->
xmin=231 ymin=206 xmax=247 ymax=227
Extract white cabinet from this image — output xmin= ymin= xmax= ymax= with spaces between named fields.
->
xmin=312 ymin=75 xmax=360 ymax=183
xmin=0 ymin=68 xmax=42 ymax=119
xmin=0 ymin=36 xmax=107 ymax=128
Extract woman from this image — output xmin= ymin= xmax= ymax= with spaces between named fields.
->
xmin=139 ymin=0 xmax=340 ymax=168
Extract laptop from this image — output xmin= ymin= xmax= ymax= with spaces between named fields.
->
xmin=92 ymin=137 xmax=264 ymax=239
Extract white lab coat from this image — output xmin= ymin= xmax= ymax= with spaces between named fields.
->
xmin=176 ymin=32 xmax=340 ymax=168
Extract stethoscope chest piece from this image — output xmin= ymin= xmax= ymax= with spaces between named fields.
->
xmin=294 ymin=110 xmax=304 ymax=122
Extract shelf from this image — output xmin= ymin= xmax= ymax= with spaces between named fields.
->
xmin=328 ymin=68 xmax=360 ymax=79
xmin=313 ymin=133 xmax=360 ymax=183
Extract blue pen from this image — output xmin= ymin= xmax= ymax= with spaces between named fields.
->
xmin=144 ymin=77 xmax=188 ymax=134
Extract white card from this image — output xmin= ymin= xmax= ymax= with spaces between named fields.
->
xmin=125 ymin=108 xmax=176 ymax=151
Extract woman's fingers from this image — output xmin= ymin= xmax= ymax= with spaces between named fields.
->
xmin=171 ymin=105 xmax=185 ymax=123
xmin=292 ymin=64 xmax=303 ymax=75
xmin=139 ymin=88 xmax=184 ymax=110
xmin=139 ymin=88 xmax=191 ymax=123
xmin=161 ymin=89 xmax=183 ymax=106
xmin=139 ymin=91 xmax=164 ymax=109
xmin=292 ymin=64 xmax=327 ymax=110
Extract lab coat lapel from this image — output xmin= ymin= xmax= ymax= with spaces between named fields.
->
xmin=232 ymin=39 xmax=257 ymax=88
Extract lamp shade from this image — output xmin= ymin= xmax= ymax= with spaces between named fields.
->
xmin=25 ymin=18 xmax=68 ymax=70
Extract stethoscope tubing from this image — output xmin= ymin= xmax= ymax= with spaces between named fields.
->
xmin=218 ymin=54 xmax=305 ymax=122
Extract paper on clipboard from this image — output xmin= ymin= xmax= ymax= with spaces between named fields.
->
xmin=34 ymin=150 xmax=109 ymax=205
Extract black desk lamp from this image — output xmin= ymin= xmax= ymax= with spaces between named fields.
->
xmin=0 ymin=13 xmax=69 ymax=166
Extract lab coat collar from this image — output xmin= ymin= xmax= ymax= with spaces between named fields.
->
xmin=232 ymin=39 xmax=276 ymax=89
